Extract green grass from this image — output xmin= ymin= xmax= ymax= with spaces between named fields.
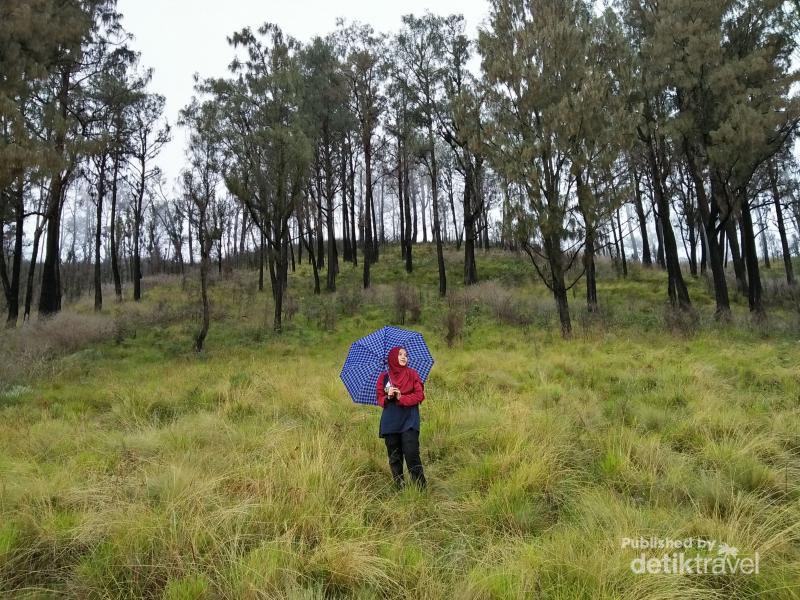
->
xmin=1 ymin=244 xmax=799 ymax=598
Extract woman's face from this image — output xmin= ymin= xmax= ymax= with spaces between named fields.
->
xmin=398 ymin=348 xmax=408 ymax=367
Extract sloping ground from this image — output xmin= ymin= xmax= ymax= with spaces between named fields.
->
xmin=1 ymin=246 xmax=799 ymax=598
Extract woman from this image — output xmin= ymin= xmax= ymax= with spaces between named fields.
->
xmin=376 ymin=346 xmax=427 ymax=489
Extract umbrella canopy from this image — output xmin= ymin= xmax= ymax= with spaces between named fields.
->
xmin=340 ymin=326 xmax=434 ymax=406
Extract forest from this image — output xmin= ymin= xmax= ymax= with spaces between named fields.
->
xmin=1 ymin=0 xmax=800 ymax=598
xmin=1 ymin=0 xmax=798 ymax=342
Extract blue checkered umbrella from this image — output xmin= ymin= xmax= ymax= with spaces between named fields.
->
xmin=340 ymin=326 xmax=434 ymax=406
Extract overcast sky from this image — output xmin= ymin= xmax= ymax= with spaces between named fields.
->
xmin=116 ymin=0 xmax=491 ymax=190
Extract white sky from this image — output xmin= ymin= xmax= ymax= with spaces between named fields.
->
xmin=116 ymin=0 xmax=492 ymax=190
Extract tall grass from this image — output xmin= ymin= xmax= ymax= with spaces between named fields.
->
xmin=1 ymin=245 xmax=799 ymax=598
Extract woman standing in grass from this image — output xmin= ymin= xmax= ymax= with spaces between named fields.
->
xmin=376 ymin=346 xmax=427 ymax=489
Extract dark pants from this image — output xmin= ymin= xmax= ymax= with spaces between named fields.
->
xmin=384 ymin=428 xmax=426 ymax=489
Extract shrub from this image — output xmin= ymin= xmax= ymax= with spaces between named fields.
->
xmin=663 ymin=305 xmax=700 ymax=336
xmin=394 ymin=283 xmax=422 ymax=325
xmin=577 ymin=304 xmax=617 ymax=337
xmin=762 ymin=278 xmax=800 ymax=312
xmin=283 ymin=293 xmax=299 ymax=322
xmin=338 ymin=286 xmax=363 ymax=317
xmin=303 ymin=297 xmax=337 ymax=331
xmin=0 ymin=312 xmax=114 ymax=382
xmin=462 ymin=280 xmax=536 ymax=326
xmin=444 ymin=295 xmax=465 ymax=347
xmin=492 ymin=293 xmax=532 ymax=326
xmin=321 ymin=300 xmax=337 ymax=331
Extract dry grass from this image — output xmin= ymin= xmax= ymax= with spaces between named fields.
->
xmin=0 ymin=312 xmax=114 ymax=382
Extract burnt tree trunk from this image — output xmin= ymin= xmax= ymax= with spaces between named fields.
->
xmin=349 ymin=150 xmax=357 ymax=266
xmin=3 ymin=179 xmax=25 ymax=325
xmin=110 ymin=152 xmax=123 ymax=301
xmin=362 ymin=133 xmax=373 ymax=290
xmin=94 ymin=156 xmax=107 ymax=311
xmin=403 ymin=143 xmax=413 ymax=273
xmin=463 ymin=158 xmax=478 ymax=285
xmin=739 ymin=197 xmax=765 ymax=319
xmin=398 ymin=136 xmax=406 ymax=261
xmin=133 ymin=155 xmax=145 ymax=302
xmin=429 ymin=134 xmax=446 ymax=298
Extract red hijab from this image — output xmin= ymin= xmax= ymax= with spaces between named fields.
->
xmin=386 ymin=346 xmax=417 ymax=394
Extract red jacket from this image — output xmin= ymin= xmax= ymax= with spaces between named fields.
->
xmin=375 ymin=370 xmax=425 ymax=408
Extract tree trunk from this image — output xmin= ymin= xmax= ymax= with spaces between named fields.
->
xmin=133 ymin=155 xmax=145 ymax=302
xmin=316 ymin=175 xmax=324 ymax=270
xmin=379 ymin=175 xmax=386 ymax=246
xmin=303 ymin=215 xmax=320 ymax=295
xmin=196 ymin=209 xmax=210 ymax=352
xmin=349 ymin=152 xmax=357 ymax=266
xmin=577 ymin=175 xmax=597 ymax=312
xmin=584 ymin=229 xmax=597 ymax=313
xmin=546 ymin=234 xmax=571 ymax=338
xmin=653 ymin=208 xmax=666 ymax=269
xmin=326 ymin=158 xmax=337 ymax=292
xmin=429 ymin=135 xmax=446 ymax=298
xmin=615 ymin=207 xmax=628 ymax=277
xmin=722 ymin=212 xmax=748 ymax=296
xmin=481 ymin=178 xmax=490 ymax=251
xmin=362 ymin=133 xmax=373 ymax=290
xmin=685 ymin=150 xmax=731 ymax=319
xmin=239 ymin=208 xmax=248 ymax=256
xmin=420 ymin=177 xmax=428 ymax=243
xmin=271 ymin=222 xmax=290 ymax=333
xmin=647 ymin=139 xmax=691 ymax=310
xmin=411 ymin=171 xmax=418 ymax=245
xmin=296 ymin=217 xmax=302 ymax=266
xmin=739 ymin=198 xmax=765 ymax=319
xmin=38 ymin=174 xmax=65 ymax=315
xmin=39 ymin=68 xmax=72 ymax=316
xmin=398 ymin=136 xmax=406 ymax=261
xmin=371 ymin=172 xmax=379 ymax=262
xmin=2 ymin=179 xmax=25 ymax=325
xmin=449 ymin=174 xmax=462 ymax=251
xmin=258 ymin=230 xmax=265 ymax=292
xmin=94 ymin=156 xmax=106 ymax=311
xmin=769 ymin=161 xmax=795 ymax=285
xmin=187 ymin=207 xmax=194 ymax=266
xmin=687 ymin=215 xmax=697 ymax=277
xmin=110 ymin=152 xmax=123 ymax=301
xmin=219 ymin=237 xmax=224 ymax=275
xmin=463 ymin=159 xmax=478 ymax=285
xmin=341 ymin=142 xmax=352 ymax=263
xmin=756 ymin=207 xmax=770 ymax=269
xmin=699 ymin=220 xmax=707 ymax=275
xmin=632 ymin=168 xmax=652 ymax=266
xmin=403 ymin=144 xmax=413 ymax=273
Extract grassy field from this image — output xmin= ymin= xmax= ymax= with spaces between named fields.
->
xmin=1 ymin=245 xmax=799 ymax=599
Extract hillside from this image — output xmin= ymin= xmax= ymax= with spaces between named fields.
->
xmin=1 ymin=245 xmax=799 ymax=599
